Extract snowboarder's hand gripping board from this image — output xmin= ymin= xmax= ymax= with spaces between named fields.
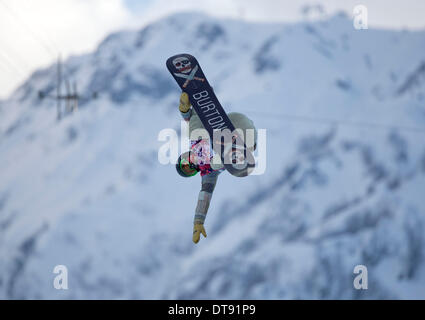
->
xmin=166 ymin=53 xmax=255 ymax=177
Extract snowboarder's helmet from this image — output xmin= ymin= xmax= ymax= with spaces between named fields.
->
xmin=176 ymin=151 xmax=199 ymax=178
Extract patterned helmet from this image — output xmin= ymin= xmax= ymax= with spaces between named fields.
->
xmin=176 ymin=151 xmax=199 ymax=178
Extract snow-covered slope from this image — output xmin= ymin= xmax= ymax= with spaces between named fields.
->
xmin=1 ymin=12 xmax=425 ymax=299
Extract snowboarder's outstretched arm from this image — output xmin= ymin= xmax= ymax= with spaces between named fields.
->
xmin=193 ymin=171 xmax=219 ymax=243
xmin=178 ymin=91 xmax=221 ymax=243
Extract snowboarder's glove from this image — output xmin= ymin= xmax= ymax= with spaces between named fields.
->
xmin=193 ymin=222 xmax=207 ymax=244
xmin=179 ymin=92 xmax=191 ymax=113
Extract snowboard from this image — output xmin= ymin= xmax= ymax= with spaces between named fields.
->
xmin=166 ymin=53 xmax=255 ymax=177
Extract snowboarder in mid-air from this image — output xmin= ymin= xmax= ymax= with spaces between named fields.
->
xmin=176 ymin=92 xmax=257 ymax=244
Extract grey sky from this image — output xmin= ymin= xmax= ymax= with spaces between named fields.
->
xmin=1 ymin=0 xmax=424 ymax=99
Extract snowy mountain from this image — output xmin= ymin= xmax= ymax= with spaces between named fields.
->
xmin=1 ymin=11 xmax=425 ymax=299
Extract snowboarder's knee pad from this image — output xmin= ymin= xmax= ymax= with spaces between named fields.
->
xmin=228 ymin=112 xmax=257 ymax=151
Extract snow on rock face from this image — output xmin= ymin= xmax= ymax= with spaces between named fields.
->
xmin=0 ymin=12 xmax=425 ymax=299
